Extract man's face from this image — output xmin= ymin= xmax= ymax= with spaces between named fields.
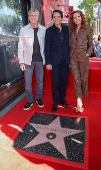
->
xmin=52 ymin=12 xmax=62 ymax=26
xmin=28 ymin=11 xmax=39 ymax=25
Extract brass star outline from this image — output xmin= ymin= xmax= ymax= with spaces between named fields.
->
xmin=24 ymin=116 xmax=83 ymax=159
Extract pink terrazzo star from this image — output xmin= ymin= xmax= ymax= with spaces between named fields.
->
xmin=24 ymin=116 xmax=83 ymax=158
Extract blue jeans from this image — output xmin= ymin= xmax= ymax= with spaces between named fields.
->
xmin=24 ymin=61 xmax=43 ymax=103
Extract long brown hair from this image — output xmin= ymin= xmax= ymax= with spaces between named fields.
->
xmin=69 ymin=10 xmax=87 ymax=35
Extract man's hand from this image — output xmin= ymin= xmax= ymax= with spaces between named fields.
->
xmin=46 ymin=64 xmax=52 ymax=70
xmin=20 ymin=63 xmax=26 ymax=71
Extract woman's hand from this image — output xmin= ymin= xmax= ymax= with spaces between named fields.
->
xmin=86 ymin=54 xmax=89 ymax=57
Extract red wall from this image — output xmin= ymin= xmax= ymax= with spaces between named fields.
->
xmin=42 ymin=0 xmax=69 ymax=28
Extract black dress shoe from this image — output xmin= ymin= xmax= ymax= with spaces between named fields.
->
xmin=60 ymin=101 xmax=69 ymax=108
xmin=52 ymin=104 xmax=58 ymax=112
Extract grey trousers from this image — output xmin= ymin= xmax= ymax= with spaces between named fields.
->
xmin=24 ymin=61 xmax=43 ymax=103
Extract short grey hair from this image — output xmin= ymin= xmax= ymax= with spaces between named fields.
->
xmin=28 ymin=8 xmax=39 ymax=16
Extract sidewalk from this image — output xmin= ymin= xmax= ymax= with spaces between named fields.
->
xmin=0 ymin=93 xmax=25 ymax=118
xmin=0 ymin=93 xmax=57 ymax=170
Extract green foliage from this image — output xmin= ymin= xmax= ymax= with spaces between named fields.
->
xmin=0 ymin=0 xmax=22 ymax=35
xmin=0 ymin=14 xmax=22 ymax=35
xmin=0 ymin=0 xmax=20 ymax=12
xmin=78 ymin=0 xmax=97 ymax=25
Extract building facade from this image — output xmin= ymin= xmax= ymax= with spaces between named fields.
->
xmin=42 ymin=0 xmax=69 ymax=27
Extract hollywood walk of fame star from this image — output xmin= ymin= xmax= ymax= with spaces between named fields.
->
xmin=24 ymin=116 xmax=83 ymax=159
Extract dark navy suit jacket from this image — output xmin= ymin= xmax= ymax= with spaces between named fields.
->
xmin=45 ymin=24 xmax=70 ymax=67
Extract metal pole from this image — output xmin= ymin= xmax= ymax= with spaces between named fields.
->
xmin=98 ymin=18 xmax=99 ymax=35
xmin=31 ymin=0 xmax=34 ymax=8
xmin=95 ymin=20 xmax=97 ymax=35
xmin=100 ymin=17 xmax=101 ymax=34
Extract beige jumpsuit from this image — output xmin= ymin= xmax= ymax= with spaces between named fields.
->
xmin=70 ymin=26 xmax=93 ymax=99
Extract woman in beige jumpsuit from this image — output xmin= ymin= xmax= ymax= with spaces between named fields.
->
xmin=69 ymin=10 xmax=93 ymax=113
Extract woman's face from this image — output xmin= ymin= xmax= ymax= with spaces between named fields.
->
xmin=99 ymin=36 xmax=101 ymax=40
xmin=73 ymin=12 xmax=82 ymax=26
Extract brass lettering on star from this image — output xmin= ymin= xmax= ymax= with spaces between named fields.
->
xmin=36 ymin=125 xmax=71 ymax=134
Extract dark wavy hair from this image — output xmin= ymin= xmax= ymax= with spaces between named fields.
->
xmin=69 ymin=10 xmax=87 ymax=35
xmin=52 ymin=10 xmax=63 ymax=19
xmin=98 ymin=35 xmax=101 ymax=41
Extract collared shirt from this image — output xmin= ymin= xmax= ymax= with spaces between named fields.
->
xmin=45 ymin=23 xmax=70 ymax=66
xmin=70 ymin=26 xmax=93 ymax=58
xmin=53 ymin=24 xmax=66 ymax=61
xmin=18 ymin=23 xmax=46 ymax=65
xmin=53 ymin=24 xmax=64 ymax=43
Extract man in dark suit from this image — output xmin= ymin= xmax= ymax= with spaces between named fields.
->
xmin=45 ymin=10 xmax=70 ymax=112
